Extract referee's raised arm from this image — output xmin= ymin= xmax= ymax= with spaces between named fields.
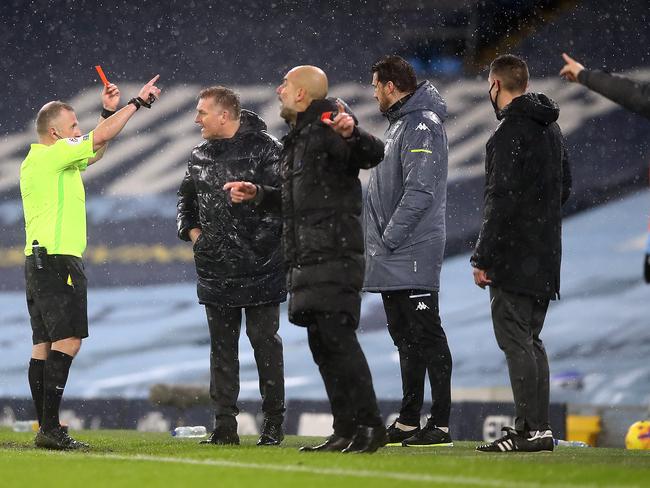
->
xmin=92 ymin=74 xmax=162 ymax=151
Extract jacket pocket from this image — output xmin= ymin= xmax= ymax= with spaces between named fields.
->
xmin=295 ymin=211 xmax=337 ymax=263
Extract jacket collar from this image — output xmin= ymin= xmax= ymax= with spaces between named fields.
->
xmin=293 ymin=98 xmax=338 ymax=131
xmin=384 ymin=91 xmax=414 ymax=123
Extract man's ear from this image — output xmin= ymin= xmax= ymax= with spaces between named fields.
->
xmin=296 ymin=87 xmax=306 ymax=103
xmin=386 ymin=81 xmax=395 ymax=95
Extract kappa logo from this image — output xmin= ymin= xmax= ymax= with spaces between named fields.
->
xmin=415 ymin=301 xmax=430 ymax=311
xmin=415 ymin=123 xmax=429 ymax=131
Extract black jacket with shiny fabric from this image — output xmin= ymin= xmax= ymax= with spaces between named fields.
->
xmin=177 ymin=110 xmax=286 ymax=307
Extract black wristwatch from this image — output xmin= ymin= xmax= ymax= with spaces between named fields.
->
xmin=128 ymin=94 xmax=156 ymax=110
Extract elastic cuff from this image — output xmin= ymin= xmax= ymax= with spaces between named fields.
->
xmin=101 ymin=108 xmax=116 ymax=119
xmin=344 ymin=126 xmax=360 ymax=141
xmin=253 ymin=185 xmax=265 ymax=205
xmin=577 ymin=69 xmax=589 ymax=85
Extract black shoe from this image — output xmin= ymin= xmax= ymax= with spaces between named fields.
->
xmin=200 ymin=416 xmax=240 ymax=445
xmin=341 ymin=425 xmax=388 ymax=454
xmin=34 ymin=426 xmax=89 ymax=450
xmin=257 ymin=418 xmax=284 ymax=446
xmin=299 ymin=434 xmax=352 ymax=452
xmin=529 ymin=430 xmax=555 ymax=452
xmin=402 ymin=419 xmax=453 ymax=447
xmin=385 ymin=420 xmax=420 ymax=446
xmin=476 ymin=427 xmax=549 ymax=453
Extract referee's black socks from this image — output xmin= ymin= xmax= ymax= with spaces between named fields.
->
xmin=28 ymin=358 xmax=45 ymax=426
xmin=42 ymin=350 xmax=74 ymax=432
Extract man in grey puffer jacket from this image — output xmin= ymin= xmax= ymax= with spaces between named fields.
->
xmin=364 ymin=55 xmax=453 ymax=447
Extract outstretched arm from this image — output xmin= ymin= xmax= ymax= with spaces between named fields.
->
xmin=88 ymin=82 xmax=121 ymax=165
xmin=560 ymin=53 xmax=650 ymax=120
xmin=223 ymin=181 xmax=282 ymax=212
xmin=92 ymin=75 xmax=162 ymax=151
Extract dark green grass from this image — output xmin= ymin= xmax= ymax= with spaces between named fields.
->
xmin=1 ymin=428 xmax=649 ymax=488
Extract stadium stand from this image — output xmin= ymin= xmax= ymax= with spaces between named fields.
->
xmin=1 ymin=188 xmax=648 ymax=406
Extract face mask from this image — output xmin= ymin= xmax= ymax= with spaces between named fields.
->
xmin=488 ymin=81 xmax=504 ymax=120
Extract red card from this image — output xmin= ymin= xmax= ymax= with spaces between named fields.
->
xmin=95 ymin=65 xmax=109 ymax=87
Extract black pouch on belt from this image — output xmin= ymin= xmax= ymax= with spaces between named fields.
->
xmin=32 ymin=240 xmax=47 ymax=270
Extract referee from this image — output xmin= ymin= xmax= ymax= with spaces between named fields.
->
xmin=20 ymin=74 xmax=161 ymax=450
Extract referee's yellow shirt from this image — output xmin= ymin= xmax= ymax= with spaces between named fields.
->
xmin=20 ymin=132 xmax=96 ymax=257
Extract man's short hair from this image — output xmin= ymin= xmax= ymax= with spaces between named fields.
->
xmin=371 ymin=55 xmax=418 ymax=93
xmin=36 ymin=101 xmax=74 ymax=136
xmin=198 ymin=86 xmax=241 ymax=119
xmin=490 ymin=55 xmax=529 ymax=93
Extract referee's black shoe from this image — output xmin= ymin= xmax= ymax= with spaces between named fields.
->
xmin=257 ymin=418 xmax=284 ymax=446
xmin=34 ymin=426 xmax=89 ymax=450
xmin=299 ymin=434 xmax=352 ymax=452
xmin=341 ymin=425 xmax=388 ymax=454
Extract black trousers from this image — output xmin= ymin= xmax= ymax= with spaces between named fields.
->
xmin=205 ymin=303 xmax=285 ymax=423
xmin=306 ymin=312 xmax=382 ymax=437
xmin=489 ymin=286 xmax=550 ymax=433
xmin=381 ymin=290 xmax=452 ymax=427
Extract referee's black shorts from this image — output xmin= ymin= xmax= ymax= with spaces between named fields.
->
xmin=25 ymin=254 xmax=88 ymax=345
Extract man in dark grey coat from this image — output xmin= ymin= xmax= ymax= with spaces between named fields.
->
xmin=364 ymin=55 xmax=453 ymax=447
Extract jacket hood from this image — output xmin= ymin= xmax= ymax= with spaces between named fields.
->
xmin=503 ymin=93 xmax=559 ymax=126
xmin=388 ymin=81 xmax=447 ymax=122
xmin=238 ymin=109 xmax=267 ymax=133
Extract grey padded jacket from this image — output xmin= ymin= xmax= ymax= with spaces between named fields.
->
xmin=363 ymin=81 xmax=448 ymax=292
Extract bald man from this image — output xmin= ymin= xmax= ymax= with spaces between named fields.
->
xmin=224 ymin=66 xmax=387 ymax=453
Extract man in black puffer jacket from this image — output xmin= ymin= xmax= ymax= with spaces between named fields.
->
xmin=225 ymin=66 xmax=387 ymax=453
xmin=471 ymin=55 xmax=572 ymax=454
xmin=177 ymin=86 xmax=285 ymax=446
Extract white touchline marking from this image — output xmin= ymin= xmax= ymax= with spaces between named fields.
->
xmin=61 ymin=453 xmax=640 ymax=488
